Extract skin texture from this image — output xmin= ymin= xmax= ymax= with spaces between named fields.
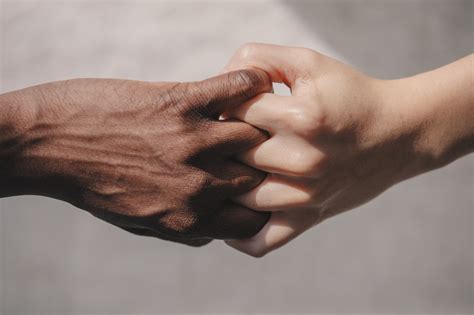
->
xmin=224 ymin=43 xmax=474 ymax=257
xmin=0 ymin=69 xmax=273 ymax=246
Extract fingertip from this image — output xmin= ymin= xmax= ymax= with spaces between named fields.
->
xmin=225 ymin=239 xmax=269 ymax=258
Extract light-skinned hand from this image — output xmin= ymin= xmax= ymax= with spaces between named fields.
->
xmin=224 ymin=43 xmax=473 ymax=257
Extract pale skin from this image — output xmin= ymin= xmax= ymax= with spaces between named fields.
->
xmin=224 ymin=43 xmax=474 ymax=257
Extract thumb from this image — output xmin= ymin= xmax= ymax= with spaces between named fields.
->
xmin=225 ymin=43 xmax=320 ymax=94
xmin=191 ymin=68 xmax=272 ymax=118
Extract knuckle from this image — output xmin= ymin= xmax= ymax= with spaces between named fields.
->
xmin=189 ymin=171 xmax=215 ymax=193
xmin=157 ymin=210 xmax=199 ymax=236
xmin=296 ymin=47 xmax=322 ymax=66
xmin=187 ymin=171 xmax=225 ymax=208
xmin=228 ymin=168 xmax=266 ymax=195
xmin=287 ymin=150 xmax=327 ymax=176
xmin=284 ymin=107 xmax=311 ymax=131
xmin=283 ymin=110 xmax=313 ymax=135
xmin=235 ymin=42 xmax=259 ymax=60
xmin=283 ymin=103 xmax=326 ymax=136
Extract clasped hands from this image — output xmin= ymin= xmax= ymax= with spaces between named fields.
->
xmin=5 ymin=43 xmax=469 ymax=256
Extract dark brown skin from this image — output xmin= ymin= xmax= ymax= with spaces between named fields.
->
xmin=0 ymin=69 xmax=272 ymax=246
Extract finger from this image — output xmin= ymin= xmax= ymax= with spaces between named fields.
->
xmin=224 ymin=92 xmax=290 ymax=133
xmin=221 ymin=161 xmax=267 ymax=196
xmin=225 ymin=209 xmax=319 ymax=257
xmin=206 ymin=118 xmax=269 ymax=156
xmin=192 ymin=68 xmax=272 ymax=118
xmin=189 ymin=161 xmax=267 ymax=209
xmin=224 ymin=43 xmax=318 ymax=92
xmin=232 ymin=173 xmax=318 ymax=212
xmin=198 ymin=202 xmax=270 ymax=240
xmin=236 ymin=135 xmax=326 ymax=177
xmin=202 ymin=160 xmax=267 ymax=197
xmin=119 ymin=226 xmax=213 ymax=247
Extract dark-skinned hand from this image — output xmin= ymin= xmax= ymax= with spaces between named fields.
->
xmin=0 ymin=69 xmax=272 ymax=246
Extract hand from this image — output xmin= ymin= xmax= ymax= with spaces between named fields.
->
xmin=1 ymin=70 xmax=272 ymax=246
xmin=223 ymin=43 xmax=474 ymax=256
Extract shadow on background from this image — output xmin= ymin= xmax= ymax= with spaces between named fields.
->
xmin=282 ymin=0 xmax=473 ymax=78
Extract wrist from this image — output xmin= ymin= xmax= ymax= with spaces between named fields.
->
xmin=0 ymin=85 xmax=52 ymax=196
xmin=377 ymin=55 xmax=474 ymax=178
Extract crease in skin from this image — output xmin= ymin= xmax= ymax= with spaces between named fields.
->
xmin=186 ymin=90 xmax=219 ymax=119
xmin=155 ymin=82 xmax=196 ymax=118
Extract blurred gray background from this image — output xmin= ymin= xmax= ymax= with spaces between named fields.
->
xmin=0 ymin=0 xmax=473 ymax=314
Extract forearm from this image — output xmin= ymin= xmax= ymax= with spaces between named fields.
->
xmin=413 ymin=54 xmax=473 ymax=163
xmin=383 ymin=54 xmax=474 ymax=171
